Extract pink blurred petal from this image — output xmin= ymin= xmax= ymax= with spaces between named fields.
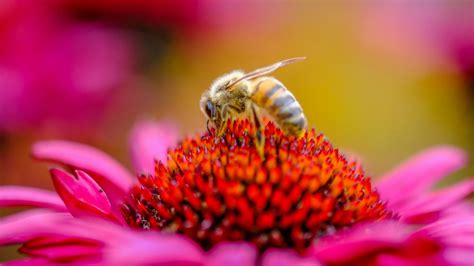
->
xmin=310 ymin=221 xmax=434 ymax=264
xmin=376 ymin=146 xmax=467 ymax=209
xmin=441 ymin=201 xmax=474 ymax=218
xmin=443 ymin=248 xmax=474 ymax=266
xmin=419 ymin=212 xmax=474 ymax=248
xmin=417 ymin=212 xmax=474 ymax=266
xmin=375 ymin=253 xmax=447 ymax=266
xmin=0 ymin=186 xmax=66 ymax=211
xmin=50 ymin=168 xmax=117 ymax=222
xmin=129 ymin=119 xmax=178 ymax=174
xmin=0 ymin=3 xmax=137 ymax=133
xmin=400 ymin=180 xmax=474 ymax=224
xmin=46 ymin=23 xmax=135 ymax=95
xmin=262 ymin=249 xmax=321 ymax=266
xmin=206 ymin=242 xmax=257 ymax=266
xmin=32 ymin=140 xmax=133 ymax=209
xmin=104 ymin=232 xmax=204 ymax=265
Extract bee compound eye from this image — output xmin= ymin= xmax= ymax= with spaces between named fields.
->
xmin=206 ymin=101 xmax=215 ymax=119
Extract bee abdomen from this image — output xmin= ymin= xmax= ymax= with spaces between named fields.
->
xmin=251 ymin=78 xmax=307 ymax=136
xmin=251 ymin=79 xmax=283 ymax=106
xmin=275 ymin=99 xmax=307 ymax=136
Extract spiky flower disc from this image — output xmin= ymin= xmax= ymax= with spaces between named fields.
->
xmin=122 ymin=120 xmax=392 ymax=252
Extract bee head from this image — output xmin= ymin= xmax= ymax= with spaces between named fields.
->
xmin=200 ymin=91 xmax=221 ymax=126
xmin=201 ymin=70 xmax=245 ymax=132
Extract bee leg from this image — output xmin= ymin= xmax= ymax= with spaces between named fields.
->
xmin=217 ymin=110 xmax=228 ymax=136
xmin=217 ymin=122 xmax=227 ymax=136
xmin=251 ymin=105 xmax=265 ymax=158
xmin=206 ymin=120 xmax=213 ymax=135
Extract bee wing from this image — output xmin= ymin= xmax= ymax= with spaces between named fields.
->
xmin=226 ymin=57 xmax=306 ymax=90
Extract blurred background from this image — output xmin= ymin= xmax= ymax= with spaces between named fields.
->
xmin=0 ymin=0 xmax=473 ymax=211
xmin=1 ymin=0 xmax=473 ymax=261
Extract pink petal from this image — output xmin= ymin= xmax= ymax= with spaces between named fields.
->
xmin=0 ymin=210 xmax=74 ymax=245
xmin=0 ymin=210 xmax=115 ymax=246
xmin=32 ymin=140 xmax=133 ymax=210
xmin=443 ymin=248 xmax=474 ymax=266
xmin=129 ymin=119 xmax=178 ymax=174
xmin=206 ymin=242 xmax=257 ymax=266
xmin=3 ymin=258 xmax=54 ymax=266
xmin=0 ymin=186 xmax=66 ymax=211
xmin=0 ymin=211 xmax=103 ymax=263
xmin=417 ymin=213 xmax=474 ymax=266
xmin=0 ymin=210 xmax=205 ymax=265
xmin=50 ymin=168 xmax=117 ymax=222
xmin=262 ymin=249 xmax=321 ymax=266
xmin=419 ymin=213 xmax=474 ymax=248
xmin=104 ymin=232 xmax=204 ymax=265
xmin=399 ymin=180 xmax=474 ymax=223
xmin=441 ymin=201 xmax=474 ymax=218
xmin=310 ymin=221 xmax=435 ymax=264
xmin=19 ymin=235 xmax=102 ymax=262
xmin=376 ymin=146 xmax=467 ymax=209
xmin=10 ymin=212 xmax=127 ymax=243
xmin=375 ymin=253 xmax=447 ymax=266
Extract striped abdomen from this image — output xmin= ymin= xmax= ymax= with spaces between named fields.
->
xmin=250 ymin=77 xmax=307 ymax=136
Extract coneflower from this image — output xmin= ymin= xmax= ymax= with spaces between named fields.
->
xmin=0 ymin=119 xmax=472 ymax=265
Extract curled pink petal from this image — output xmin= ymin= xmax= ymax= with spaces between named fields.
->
xmin=262 ymin=249 xmax=321 ymax=266
xmin=400 ymin=179 xmax=474 ymax=223
xmin=206 ymin=242 xmax=257 ymax=266
xmin=376 ymin=146 xmax=467 ymax=209
xmin=32 ymin=140 xmax=133 ymax=209
xmin=0 ymin=186 xmax=66 ymax=211
xmin=50 ymin=169 xmax=117 ymax=222
xmin=129 ymin=119 xmax=178 ymax=174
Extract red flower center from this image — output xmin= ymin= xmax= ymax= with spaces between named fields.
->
xmin=121 ymin=120 xmax=393 ymax=252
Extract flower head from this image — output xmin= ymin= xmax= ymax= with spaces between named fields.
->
xmin=0 ymin=119 xmax=472 ymax=265
xmin=123 ymin=120 xmax=392 ymax=252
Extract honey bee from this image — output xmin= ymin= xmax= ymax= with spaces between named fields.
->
xmin=200 ymin=57 xmax=307 ymax=155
